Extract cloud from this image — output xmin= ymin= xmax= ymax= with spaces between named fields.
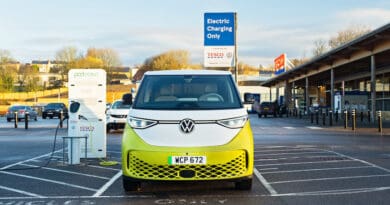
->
xmin=336 ymin=8 xmax=390 ymax=28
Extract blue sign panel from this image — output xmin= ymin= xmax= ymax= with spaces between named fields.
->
xmin=204 ymin=12 xmax=235 ymax=46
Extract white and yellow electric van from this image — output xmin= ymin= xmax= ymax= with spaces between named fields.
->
xmin=122 ymin=70 xmax=254 ymax=191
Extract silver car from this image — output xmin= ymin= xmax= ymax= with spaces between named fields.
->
xmin=6 ymin=105 xmax=38 ymax=122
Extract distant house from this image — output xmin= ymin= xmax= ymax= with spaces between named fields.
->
xmin=109 ymin=66 xmax=131 ymax=85
xmin=29 ymin=60 xmax=66 ymax=88
xmin=31 ymin=60 xmax=64 ymax=73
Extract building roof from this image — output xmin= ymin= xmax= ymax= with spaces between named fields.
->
xmin=261 ymin=23 xmax=390 ymax=87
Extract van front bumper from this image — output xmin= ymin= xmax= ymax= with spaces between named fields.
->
xmin=122 ymin=121 xmax=254 ymax=181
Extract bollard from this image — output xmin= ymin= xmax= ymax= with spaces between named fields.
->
xmin=322 ymin=112 xmax=326 ymax=126
xmin=329 ymin=110 xmax=333 ymax=126
xmin=311 ymin=112 xmax=314 ymax=123
xmin=25 ymin=112 xmax=29 ymax=130
xmin=360 ymin=111 xmax=364 ymax=122
xmin=316 ymin=111 xmax=319 ymax=125
xmin=59 ymin=111 xmax=63 ymax=128
xmin=14 ymin=112 xmax=18 ymax=128
xmin=335 ymin=110 xmax=339 ymax=123
xmin=299 ymin=110 xmax=302 ymax=119
xmin=377 ymin=111 xmax=382 ymax=133
xmin=368 ymin=110 xmax=371 ymax=123
xmin=344 ymin=110 xmax=348 ymax=129
xmin=352 ymin=109 xmax=356 ymax=131
xmin=286 ymin=109 xmax=289 ymax=118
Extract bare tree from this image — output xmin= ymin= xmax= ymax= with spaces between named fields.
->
xmin=55 ymin=46 xmax=79 ymax=80
xmin=312 ymin=39 xmax=328 ymax=57
xmin=328 ymin=25 xmax=371 ymax=49
xmin=150 ymin=50 xmax=190 ymax=70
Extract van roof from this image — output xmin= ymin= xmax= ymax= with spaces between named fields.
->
xmin=144 ymin=70 xmax=232 ymax=76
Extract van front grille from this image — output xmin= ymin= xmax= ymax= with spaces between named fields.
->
xmin=127 ymin=151 xmax=247 ymax=180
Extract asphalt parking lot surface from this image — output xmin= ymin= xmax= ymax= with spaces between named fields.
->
xmin=0 ymin=115 xmax=389 ymax=205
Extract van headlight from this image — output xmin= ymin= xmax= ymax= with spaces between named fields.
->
xmin=127 ymin=116 xmax=157 ymax=129
xmin=217 ymin=116 xmax=247 ymax=129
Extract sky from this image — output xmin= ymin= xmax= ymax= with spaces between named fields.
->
xmin=0 ymin=0 xmax=389 ymax=67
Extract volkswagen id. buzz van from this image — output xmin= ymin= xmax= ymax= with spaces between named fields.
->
xmin=122 ymin=70 xmax=254 ymax=191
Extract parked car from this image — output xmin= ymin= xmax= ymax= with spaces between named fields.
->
xmin=256 ymin=101 xmax=277 ymax=118
xmin=106 ymin=100 xmax=131 ymax=132
xmin=42 ymin=103 xmax=68 ymax=119
xmin=6 ymin=105 xmax=38 ymax=122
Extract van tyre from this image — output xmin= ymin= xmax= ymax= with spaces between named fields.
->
xmin=123 ymin=178 xmax=141 ymax=191
xmin=7 ymin=118 xmax=11 ymax=122
xmin=235 ymin=178 xmax=252 ymax=190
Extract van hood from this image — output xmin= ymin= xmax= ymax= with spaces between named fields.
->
xmin=128 ymin=108 xmax=248 ymax=147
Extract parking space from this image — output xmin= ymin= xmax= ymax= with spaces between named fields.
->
xmin=0 ymin=148 xmax=123 ymax=199
xmin=0 ymin=116 xmax=389 ymax=204
xmin=254 ymin=145 xmax=390 ymax=196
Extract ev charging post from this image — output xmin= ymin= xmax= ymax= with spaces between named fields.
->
xmin=67 ymin=69 xmax=107 ymax=164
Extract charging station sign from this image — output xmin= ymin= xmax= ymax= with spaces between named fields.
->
xmin=204 ymin=12 xmax=236 ymax=67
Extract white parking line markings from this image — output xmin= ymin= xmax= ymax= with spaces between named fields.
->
xmin=261 ymin=166 xmax=373 ymax=174
xmin=255 ymin=155 xmax=341 ymax=161
xmin=257 ymin=168 xmax=279 ymax=171
xmin=254 ymin=168 xmax=277 ymax=196
xmin=324 ymin=149 xmax=390 ymax=173
xmin=0 ymin=185 xmax=44 ymax=198
xmin=107 ymin=151 xmax=122 ymax=154
xmin=272 ymin=186 xmax=390 ymax=196
xmin=20 ymin=164 xmax=111 ymax=180
xmin=0 ymin=149 xmax=63 ymax=170
xmin=87 ymin=165 xmax=121 ymax=171
xmin=254 ymin=148 xmax=316 ymax=153
xmin=283 ymin=127 xmax=296 ymax=129
xmin=306 ymin=126 xmax=323 ymax=129
xmin=255 ymin=151 xmax=328 ymax=156
xmin=0 ymin=171 xmax=97 ymax=192
xmin=269 ymin=174 xmax=390 ymax=184
xmin=256 ymin=159 xmax=354 ymax=167
xmin=93 ymin=171 xmax=122 ymax=197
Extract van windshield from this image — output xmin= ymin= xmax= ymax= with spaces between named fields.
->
xmin=133 ymin=75 xmax=242 ymax=110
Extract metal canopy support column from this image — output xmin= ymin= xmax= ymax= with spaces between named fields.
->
xmin=284 ymin=80 xmax=292 ymax=109
xmin=292 ymin=81 xmax=296 ymax=109
xmin=331 ymin=68 xmax=334 ymax=111
xmin=371 ymin=55 xmax=376 ymax=120
xmin=269 ymin=87 xmax=272 ymax=101
xmin=305 ymin=77 xmax=309 ymax=114
xmin=276 ymin=85 xmax=280 ymax=104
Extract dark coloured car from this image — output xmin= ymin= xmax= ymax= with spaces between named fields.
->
xmin=257 ymin=101 xmax=277 ymax=118
xmin=42 ymin=103 xmax=68 ymax=119
xmin=6 ymin=105 xmax=38 ymax=122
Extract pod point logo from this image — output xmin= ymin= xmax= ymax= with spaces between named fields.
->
xmin=179 ymin=119 xmax=195 ymax=133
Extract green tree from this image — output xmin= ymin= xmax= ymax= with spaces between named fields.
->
xmin=18 ymin=64 xmax=39 ymax=92
xmin=0 ymin=49 xmax=17 ymax=92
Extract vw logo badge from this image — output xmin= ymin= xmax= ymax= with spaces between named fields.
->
xmin=179 ymin=119 xmax=195 ymax=133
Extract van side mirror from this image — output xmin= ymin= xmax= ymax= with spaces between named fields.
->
xmin=122 ymin=93 xmax=133 ymax=105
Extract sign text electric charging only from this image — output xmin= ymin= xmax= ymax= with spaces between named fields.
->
xmin=204 ymin=12 xmax=236 ymax=68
